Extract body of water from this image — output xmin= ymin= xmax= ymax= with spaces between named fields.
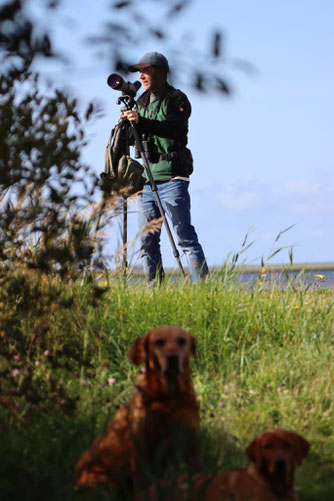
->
xmin=107 ymin=267 xmax=334 ymax=289
xmin=238 ymin=270 xmax=334 ymax=289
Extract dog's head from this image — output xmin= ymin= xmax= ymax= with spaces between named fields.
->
xmin=129 ymin=326 xmax=197 ymax=377
xmin=246 ymin=428 xmax=310 ymax=482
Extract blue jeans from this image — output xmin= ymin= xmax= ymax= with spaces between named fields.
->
xmin=138 ymin=180 xmax=209 ymax=282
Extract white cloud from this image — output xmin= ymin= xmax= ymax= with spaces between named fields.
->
xmin=285 ymin=178 xmax=334 ymax=216
xmin=218 ymin=185 xmax=260 ymax=211
xmin=291 ymin=200 xmax=334 ymax=216
xmin=310 ymin=229 xmax=326 ymax=238
xmin=284 ymin=179 xmax=319 ymax=196
xmin=214 ymin=175 xmax=334 ymax=217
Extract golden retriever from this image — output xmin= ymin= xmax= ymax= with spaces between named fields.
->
xmin=74 ymin=326 xmax=200 ymax=495
xmin=149 ymin=428 xmax=309 ymax=501
xmin=191 ymin=428 xmax=309 ymax=500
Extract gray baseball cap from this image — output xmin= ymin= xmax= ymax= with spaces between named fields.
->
xmin=129 ymin=52 xmax=169 ymax=72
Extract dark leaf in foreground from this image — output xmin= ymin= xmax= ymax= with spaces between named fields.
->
xmin=216 ymin=77 xmax=231 ymax=94
xmin=150 ymin=29 xmax=165 ymax=40
xmin=115 ymin=58 xmax=131 ymax=73
xmin=167 ymin=0 xmax=190 ymax=18
xmin=47 ymin=0 xmax=61 ymax=8
xmin=194 ymin=73 xmax=204 ymax=91
xmin=213 ymin=31 xmax=223 ymax=58
xmin=113 ymin=0 xmax=132 ymax=9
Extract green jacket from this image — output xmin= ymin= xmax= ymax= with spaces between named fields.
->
xmin=136 ymin=84 xmax=193 ymax=181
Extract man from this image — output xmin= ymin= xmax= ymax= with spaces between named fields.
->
xmin=122 ymin=52 xmax=208 ymax=282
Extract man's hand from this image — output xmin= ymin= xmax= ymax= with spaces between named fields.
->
xmin=121 ymin=109 xmax=139 ymax=124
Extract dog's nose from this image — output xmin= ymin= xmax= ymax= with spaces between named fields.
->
xmin=166 ymin=354 xmax=179 ymax=372
xmin=275 ymin=458 xmax=287 ymax=473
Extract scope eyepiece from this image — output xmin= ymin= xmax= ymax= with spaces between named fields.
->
xmin=107 ymin=73 xmax=141 ymax=97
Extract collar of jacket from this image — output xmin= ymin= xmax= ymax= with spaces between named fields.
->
xmin=137 ymin=83 xmax=173 ymax=108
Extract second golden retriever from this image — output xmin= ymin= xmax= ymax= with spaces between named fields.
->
xmin=187 ymin=428 xmax=309 ymax=500
xmin=149 ymin=428 xmax=309 ymax=501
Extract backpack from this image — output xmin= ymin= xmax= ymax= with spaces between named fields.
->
xmin=101 ymin=123 xmax=145 ymax=197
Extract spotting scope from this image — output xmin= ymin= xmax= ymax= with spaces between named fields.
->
xmin=107 ymin=73 xmax=141 ymax=97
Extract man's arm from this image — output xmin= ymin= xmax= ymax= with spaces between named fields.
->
xmin=138 ymin=93 xmax=191 ymax=139
xmin=121 ymin=92 xmax=191 ymax=139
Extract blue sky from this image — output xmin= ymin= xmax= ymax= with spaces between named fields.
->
xmin=34 ymin=0 xmax=334 ymax=269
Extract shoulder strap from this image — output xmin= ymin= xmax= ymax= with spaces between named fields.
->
xmin=136 ymin=90 xmax=150 ymax=108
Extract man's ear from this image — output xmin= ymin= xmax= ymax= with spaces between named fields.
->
xmin=246 ymin=434 xmax=263 ymax=469
xmin=289 ymin=431 xmax=310 ymax=465
xmin=129 ymin=332 xmax=150 ymax=365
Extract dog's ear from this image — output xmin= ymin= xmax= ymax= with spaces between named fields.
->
xmin=129 ymin=333 xmax=149 ymax=365
xmin=190 ymin=334 xmax=197 ymax=357
xmin=246 ymin=434 xmax=263 ymax=469
xmin=289 ymin=431 xmax=310 ymax=465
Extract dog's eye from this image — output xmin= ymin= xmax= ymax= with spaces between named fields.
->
xmin=264 ymin=443 xmax=273 ymax=450
xmin=283 ymin=442 xmax=292 ymax=449
xmin=155 ymin=339 xmax=165 ymax=347
xmin=177 ymin=337 xmax=186 ymax=346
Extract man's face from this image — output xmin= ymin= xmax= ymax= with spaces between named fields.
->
xmin=139 ymin=66 xmax=166 ymax=92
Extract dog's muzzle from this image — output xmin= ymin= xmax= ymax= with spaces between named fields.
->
xmin=166 ymin=354 xmax=180 ymax=374
xmin=275 ymin=458 xmax=287 ymax=474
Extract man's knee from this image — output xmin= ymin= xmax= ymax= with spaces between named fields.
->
xmin=174 ymin=224 xmax=199 ymax=247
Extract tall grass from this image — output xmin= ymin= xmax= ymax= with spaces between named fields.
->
xmin=1 ymin=271 xmax=333 ymax=500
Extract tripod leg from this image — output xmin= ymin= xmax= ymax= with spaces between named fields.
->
xmin=122 ymin=197 xmax=128 ymax=275
xmin=122 ymin=121 xmax=130 ymax=277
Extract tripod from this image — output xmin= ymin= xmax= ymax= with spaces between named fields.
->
xmin=117 ymin=93 xmax=186 ymax=279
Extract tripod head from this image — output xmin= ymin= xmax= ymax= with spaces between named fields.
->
xmin=117 ymin=94 xmax=136 ymax=111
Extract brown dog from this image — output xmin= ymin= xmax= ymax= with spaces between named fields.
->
xmin=195 ymin=428 xmax=310 ymax=501
xmin=74 ymin=326 xmax=200 ymax=495
xmin=150 ymin=429 xmax=310 ymax=501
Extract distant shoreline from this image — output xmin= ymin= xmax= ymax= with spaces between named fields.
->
xmin=224 ymin=262 xmax=334 ymax=273
xmin=159 ymin=263 xmax=334 ymax=275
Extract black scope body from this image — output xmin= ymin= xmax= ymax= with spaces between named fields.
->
xmin=107 ymin=73 xmax=141 ymax=97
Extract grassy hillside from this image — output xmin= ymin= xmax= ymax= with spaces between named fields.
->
xmin=1 ymin=271 xmax=333 ymax=500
